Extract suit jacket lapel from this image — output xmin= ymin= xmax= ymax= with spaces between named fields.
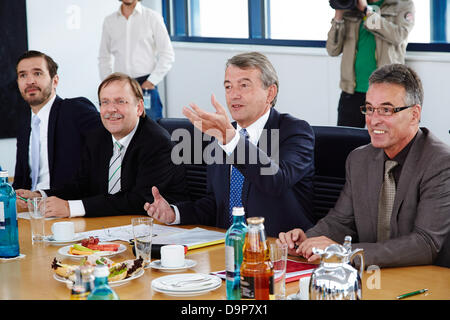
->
xmin=47 ymin=96 xmax=62 ymax=176
xmin=100 ymin=131 xmax=113 ymax=194
xmin=390 ymin=129 xmax=423 ymax=232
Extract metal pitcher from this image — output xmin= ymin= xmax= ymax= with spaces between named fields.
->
xmin=309 ymin=236 xmax=364 ymax=300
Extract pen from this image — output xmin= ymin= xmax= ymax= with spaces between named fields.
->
xmin=396 ymin=288 xmax=428 ymax=299
xmin=18 ymin=196 xmax=28 ymax=202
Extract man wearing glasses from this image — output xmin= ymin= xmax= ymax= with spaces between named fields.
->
xmin=16 ymin=73 xmax=188 ymax=217
xmin=278 ymin=64 xmax=450 ymax=268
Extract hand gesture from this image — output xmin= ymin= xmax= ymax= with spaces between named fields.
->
xmin=182 ymin=94 xmax=236 ymax=144
xmin=144 ymin=186 xmax=175 ymax=224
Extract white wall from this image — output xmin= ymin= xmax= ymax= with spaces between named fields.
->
xmin=166 ymin=42 xmax=450 ymax=146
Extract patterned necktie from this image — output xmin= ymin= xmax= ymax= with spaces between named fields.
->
xmin=30 ymin=115 xmax=41 ymax=191
xmin=108 ymin=141 xmax=123 ymax=194
xmin=377 ymin=160 xmax=398 ymax=242
xmin=228 ymin=128 xmax=249 ymax=224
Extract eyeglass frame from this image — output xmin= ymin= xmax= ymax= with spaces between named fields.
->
xmin=360 ymin=104 xmax=414 ymax=116
xmin=99 ymin=98 xmax=130 ymax=107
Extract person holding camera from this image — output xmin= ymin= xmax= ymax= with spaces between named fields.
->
xmin=327 ymin=0 xmax=415 ymax=128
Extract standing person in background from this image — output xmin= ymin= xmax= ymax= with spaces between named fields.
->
xmin=327 ymin=0 xmax=415 ymax=128
xmin=98 ymin=0 xmax=174 ymax=121
xmin=13 ymin=50 xmax=101 ymax=191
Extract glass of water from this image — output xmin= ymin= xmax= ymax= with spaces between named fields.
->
xmin=27 ymin=197 xmax=46 ymax=243
xmin=131 ymin=217 xmax=153 ymax=268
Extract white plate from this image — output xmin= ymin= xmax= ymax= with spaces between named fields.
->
xmin=151 ymin=273 xmax=222 ymax=297
xmin=57 ymin=243 xmax=127 ymax=259
xmin=54 ymin=268 xmax=145 ymax=288
xmin=149 ymin=259 xmax=197 ymax=272
xmin=43 ymin=234 xmax=84 ymax=245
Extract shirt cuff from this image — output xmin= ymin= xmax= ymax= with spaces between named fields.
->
xmin=68 ymin=200 xmax=86 ymax=218
xmin=168 ymin=205 xmax=181 ymax=225
xmin=218 ymin=129 xmax=240 ymax=156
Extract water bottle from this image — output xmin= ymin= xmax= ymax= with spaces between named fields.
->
xmin=225 ymin=207 xmax=248 ymax=300
xmin=0 ymin=170 xmax=20 ymax=258
xmin=143 ymin=89 xmax=152 ymax=112
xmin=87 ymin=265 xmax=119 ymax=300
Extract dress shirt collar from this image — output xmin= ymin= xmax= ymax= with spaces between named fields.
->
xmin=111 ymin=118 xmax=139 ymax=150
xmin=31 ymin=94 xmax=56 ymax=123
xmin=235 ymin=108 xmax=271 ymax=145
xmin=117 ymin=1 xmax=142 ymax=18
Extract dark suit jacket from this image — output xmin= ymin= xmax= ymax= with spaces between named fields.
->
xmin=13 ymin=95 xmax=102 ymax=190
xmin=45 ymin=116 xmax=189 ymax=216
xmin=307 ymin=128 xmax=450 ymax=268
xmin=177 ymin=108 xmax=315 ymax=237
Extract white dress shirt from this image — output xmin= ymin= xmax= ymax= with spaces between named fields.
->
xmin=67 ymin=121 xmax=140 ymax=218
xmin=98 ymin=2 xmax=175 ymax=85
xmin=29 ymin=94 xmax=56 ymax=191
xmin=170 ymin=109 xmax=272 ymax=225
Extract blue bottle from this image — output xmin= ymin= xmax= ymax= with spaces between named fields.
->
xmin=143 ymin=89 xmax=152 ymax=113
xmin=87 ymin=265 xmax=119 ymax=300
xmin=225 ymin=207 xmax=248 ymax=300
xmin=0 ymin=170 xmax=20 ymax=258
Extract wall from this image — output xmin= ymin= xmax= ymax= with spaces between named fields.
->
xmin=166 ymin=42 xmax=450 ymax=147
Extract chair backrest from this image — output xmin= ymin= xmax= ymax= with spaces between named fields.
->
xmin=311 ymin=126 xmax=371 ymax=222
xmin=157 ymin=118 xmax=208 ymax=201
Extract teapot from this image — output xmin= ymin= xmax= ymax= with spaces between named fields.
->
xmin=309 ymin=236 xmax=364 ymax=300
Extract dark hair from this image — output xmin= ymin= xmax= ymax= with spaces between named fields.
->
xmin=16 ymin=50 xmax=59 ymax=78
xmin=98 ymin=72 xmax=145 ymax=118
xmin=369 ymin=64 xmax=424 ymax=106
xmin=226 ymin=52 xmax=279 ymax=107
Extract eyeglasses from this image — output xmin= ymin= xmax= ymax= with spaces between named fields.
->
xmin=99 ymin=99 xmax=129 ymax=107
xmin=360 ymin=104 xmax=413 ymax=116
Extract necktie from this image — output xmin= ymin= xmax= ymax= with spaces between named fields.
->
xmin=30 ymin=115 xmax=41 ymax=191
xmin=108 ymin=141 xmax=123 ymax=194
xmin=228 ymin=128 xmax=249 ymax=224
xmin=377 ymin=160 xmax=398 ymax=242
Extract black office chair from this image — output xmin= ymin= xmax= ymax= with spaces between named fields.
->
xmin=157 ymin=118 xmax=209 ymax=201
xmin=311 ymin=126 xmax=371 ymax=222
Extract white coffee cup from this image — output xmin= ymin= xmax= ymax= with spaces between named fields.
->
xmin=160 ymin=245 xmax=185 ymax=268
xmin=299 ymin=276 xmax=311 ymax=300
xmin=51 ymin=221 xmax=75 ymax=241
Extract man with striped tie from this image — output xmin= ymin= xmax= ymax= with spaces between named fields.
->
xmin=17 ymin=72 xmax=188 ymax=217
xmin=144 ymin=52 xmax=315 ymax=237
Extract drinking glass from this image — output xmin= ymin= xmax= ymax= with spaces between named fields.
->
xmin=270 ymin=242 xmax=288 ymax=300
xmin=27 ymin=197 xmax=46 ymax=243
xmin=131 ymin=217 xmax=153 ymax=268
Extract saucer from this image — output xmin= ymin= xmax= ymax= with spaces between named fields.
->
xmin=150 ymin=259 xmax=197 ymax=272
xmin=43 ymin=234 xmax=83 ymax=245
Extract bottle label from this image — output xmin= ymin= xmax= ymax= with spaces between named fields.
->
xmin=225 ymin=245 xmax=234 ymax=272
xmin=240 ymin=275 xmax=274 ymax=300
xmin=240 ymin=275 xmax=255 ymax=299
xmin=0 ymin=202 xmax=5 ymax=230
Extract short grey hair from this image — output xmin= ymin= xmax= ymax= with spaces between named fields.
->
xmin=226 ymin=52 xmax=279 ymax=107
xmin=369 ymin=64 xmax=424 ymax=107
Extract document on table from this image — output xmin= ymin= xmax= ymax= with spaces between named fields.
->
xmin=76 ymin=224 xmax=186 ymax=242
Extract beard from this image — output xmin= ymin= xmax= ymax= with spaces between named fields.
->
xmin=23 ymin=82 xmax=53 ymax=107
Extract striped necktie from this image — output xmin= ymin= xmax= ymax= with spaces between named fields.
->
xmin=108 ymin=141 xmax=123 ymax=194
xmin=228 ymin=128 xmax=249 ymax=224
xmin=377 ymin=160 xmax=398 ymax=242
xmin=30 ymin=115 xmax=41 ymax=191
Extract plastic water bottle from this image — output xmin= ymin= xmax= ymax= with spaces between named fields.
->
xmin=143 ymin=89 xmax=151 ymax=112
xmin=0 ymin=170 xmax=20 ymax=258
xmin=87 ymin=265 xmax=119 ymax=300
xmin=225 ymin=207 xmax=248 ymax=300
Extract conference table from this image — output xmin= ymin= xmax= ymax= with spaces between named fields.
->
xmin=1 ymin=215 xmax=449 ymax=301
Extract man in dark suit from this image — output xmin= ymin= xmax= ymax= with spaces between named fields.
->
xmin=13 ymin=50 xmax=102 ymax=191
xmin=278 ymin=64 xmax=450 ymax=268
xmin=144 ymin=52 xmax=315 ymax=237
xmin=16 ymin=72 xmax=188 ymax=217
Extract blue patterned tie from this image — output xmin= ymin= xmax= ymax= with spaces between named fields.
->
xmin=30 ymin=115 xmax=41 ymax=191
xmin=228 ymin=128 xmax=249 ymax=224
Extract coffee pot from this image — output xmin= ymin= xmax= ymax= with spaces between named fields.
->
xmin=309 ymin=236 xmax=364 ymax=300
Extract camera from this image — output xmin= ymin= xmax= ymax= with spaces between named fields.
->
xmin=329 ymin=0 xmax=357 ymax=10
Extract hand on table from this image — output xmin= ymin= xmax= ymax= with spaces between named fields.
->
xmin=45 ymin=197 xmax=70 ymax=218
xmin=15 ymin=189 xmax=42 ymax=210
